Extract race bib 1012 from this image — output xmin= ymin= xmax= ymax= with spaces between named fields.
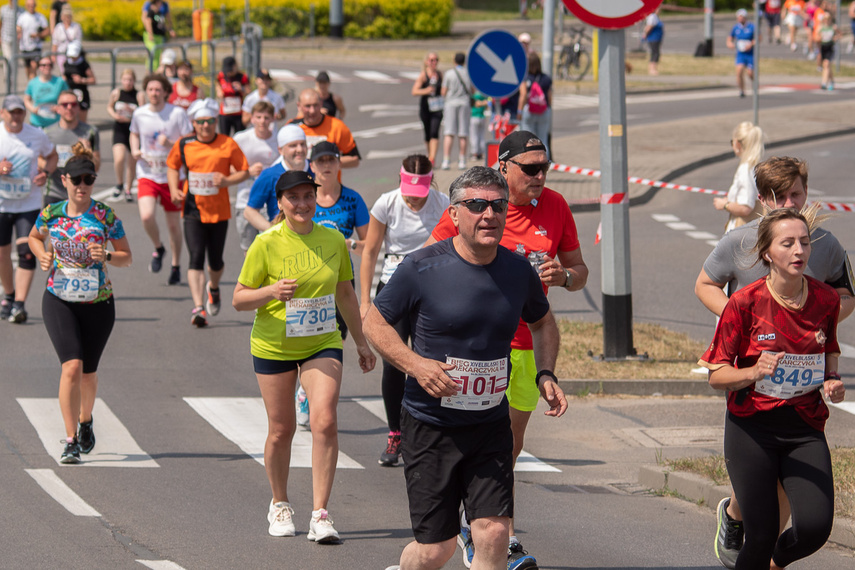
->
xmin=440 ymin=356 xmax=509 ymax=411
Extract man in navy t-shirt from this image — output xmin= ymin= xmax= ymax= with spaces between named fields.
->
xmin=727 ymin=9 xmax=758 ymax=98
xmin=364 ymin=166 xmax=566 ymax=570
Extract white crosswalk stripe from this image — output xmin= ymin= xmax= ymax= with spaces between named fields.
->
xmin=398 ymin=71 xmax=422 ymax=81
xmin=18 ymin=398 xmax=158 ymax=468
xmin=351 ymin=121 xmax=423 ymax=139
xmin=552 ymin=94 xmax=600 ymax=109
xmin=350 ymin=397 xmax=561 ymax=473
xmin=184 ymin=397 xmax=363 ymax=469
xmin=136 ymin=561 xmax=188 ymax=570
xmin=353 ymin=70 xmax=399 ymax=83
xmin=25 ymin=469 xmax=101 ymax=516
xmin=307 ymin=69 xmax=350 ymax=82
xmin=268 ymin=68 xmax=307 ymax=82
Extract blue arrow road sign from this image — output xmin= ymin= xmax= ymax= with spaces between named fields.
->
xmin=467 ymin=29 xmax=528 ymax=99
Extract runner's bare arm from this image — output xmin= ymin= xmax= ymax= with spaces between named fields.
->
xmin=129 ymin=132 xmax=142 ymax=160
xmin=340 ymin=154 xmax=360 ymax=169
xmin=528 ymin=309 xmax=567 ymax=417
xmin=166 ymin=167 xmax=183 ymax=203
xmin=243 ymin=207 xmax=272 ymax=233
xmin=553 ymin=248 xmax=588 ymax=291
xmin=709 ymin=351 xmax=785 ymax=391
xmin=232 ymin=279 xmax=297 ymax=311
xmin=363 ymin=305 xmax=457 ymax=398
xmin=336 ymin=280 xmax=376 ymax=373
xmin=359 ymin=215 xmax=386 ymax=316
xmin=695 ymin=268 xmax=729 ymax=317
xmin=835 ymin=288 xmax=855 ymax=321
xmin=28 ymin=226 xmax=53 ymax=271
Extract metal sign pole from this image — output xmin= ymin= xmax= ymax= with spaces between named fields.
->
xmin=10 ymin=0 xmax=19 ymax=93
xmin=542 ymin=0 xmax=556 ymax=76
xmin=753 ymin=1 xmax=760 ymax=126
xmin=703 ymin=0 xmax=714 ymax=55
xmin=598 ymin=29 xmax=634 ymax=359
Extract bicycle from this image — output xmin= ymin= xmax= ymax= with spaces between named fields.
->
xmin=557 ymin=26 xmax=592 ymax=81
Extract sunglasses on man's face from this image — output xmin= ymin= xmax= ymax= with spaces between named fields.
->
xmin=508 ymin=160 xmax=550 ymax=177
xmin=58 ymin=101 xmax=79 ymax=108
xmin=194 ymin=118 xmax=217 ymax=125
xmin=39 ymin=63 xmax=53 ymax=68
xmin=454 ymin=198 xmax=508 ymax=214
xmin=70 ymin=174 xmax=97 ymax=186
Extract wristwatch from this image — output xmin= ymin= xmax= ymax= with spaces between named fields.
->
xmin=105 ymin=252 xmax=112 ymax=262
xmin=535 ymin=370 xmax=558 ymax=387
xmin=349 ymin=239 xmax=358 ymax=251
xmin=562 ymin=268 xmax=573 ymax=289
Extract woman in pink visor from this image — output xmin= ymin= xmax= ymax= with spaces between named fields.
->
xmin=359 ymin=154 xmax=449 ymax=467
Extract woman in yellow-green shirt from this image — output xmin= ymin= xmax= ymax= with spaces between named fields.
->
xmin=233 ymin=170 xmax=375 ymax=543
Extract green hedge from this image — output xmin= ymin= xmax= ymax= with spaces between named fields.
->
xmin=666 ymin=1 xmax=756 ymax=9
xmin=76 ymin=0 xmax=453 ymax=41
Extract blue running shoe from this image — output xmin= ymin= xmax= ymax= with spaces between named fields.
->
xmin=457 ymin=524 xmax=474 ymax=569
xmin=508 ymin=541 xmax=538 ymax=570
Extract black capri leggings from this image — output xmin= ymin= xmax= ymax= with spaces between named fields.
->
xmin=42 ymin=291 xmax=116 ymax=374
xmin=420 ymin=111 xmax=443 ymax=142
xmin=184 ymin=219 xmax=228 ymax=271
xmin=376 ymin=280 xmax=410 ymax=432
xmin=724 ymin=407 xmax=835 ymax=569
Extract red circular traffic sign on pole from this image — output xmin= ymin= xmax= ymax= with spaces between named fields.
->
xmin=562 ymin=0 xmax=663 ymax=29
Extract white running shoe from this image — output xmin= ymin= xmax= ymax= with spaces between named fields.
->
xmin=268 ymin=500 xmax=296 ymax=537
xmin=441 ymin=159 xmax=450 ymax=170
xmin=295 ymin=385 xmax=310 ymax=427
xmin=458 ymin=158 xmax=467 ymax=170
xmin=307 ymin=509 xmax=340 ymax=543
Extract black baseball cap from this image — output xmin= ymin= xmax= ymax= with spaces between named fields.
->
xmin=316 ymin=71 xmax=330 ymax=83
xmin=64 ymin=158 xmax=97 ymax=177
xmin=276 ymin=170 xmax=319 ymax=192
xmin=311 ymin=141 xmax=340 ymax=161
xmin=498 ymin=130 xmax=547 ymax=162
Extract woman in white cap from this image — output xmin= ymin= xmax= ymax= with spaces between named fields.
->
xmin=62 ymin=42 xmax=96 ymax=123
xmin=51 ymin=3 xmax=81 ymax=72
xmin=233 ymin=168 xmax=375 ymax=542
xmin=165 ymin=98 xmax=249 ymax=327
xmin=155 ymin=48 xmax=178 ymax=84
xmin=28 ymin=142 xmax=132 ymax=464
xmin=359 ymin=154 xmax=449 ymax=466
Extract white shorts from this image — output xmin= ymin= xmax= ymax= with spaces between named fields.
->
xmin=442 ymin=104 xmax=470 ymax=138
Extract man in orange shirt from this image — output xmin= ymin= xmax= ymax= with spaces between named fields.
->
xmin=166 ymin=98 xmax=249 ymax=327
xmin=290 ymin=89 xmax=360 ymax=170
xmin=427 ymin=130 xmax=588 ymax=569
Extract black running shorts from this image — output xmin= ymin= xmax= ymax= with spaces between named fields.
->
xmin=400 ymin=408 xmax=514 ymax=544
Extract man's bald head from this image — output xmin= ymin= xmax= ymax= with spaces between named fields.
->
xmin=298 ymin=89 xmax=323 ymax=125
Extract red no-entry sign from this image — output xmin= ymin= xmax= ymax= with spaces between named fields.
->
xmin=562 ymin=0 xmax=663 ymax=29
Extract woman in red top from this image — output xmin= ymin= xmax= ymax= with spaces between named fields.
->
xmin=699 ymin=207 xmax=845 ymax=570
xmin=167 ymin=60 xmax=199 ymax=112
xmin=215 ymin=56 xmax=249 ymax=136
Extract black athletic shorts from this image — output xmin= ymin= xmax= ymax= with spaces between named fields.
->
xmin=42 ymin=290 xmax=116 ymax=374
xmin=0 ymin=210 xmax=39 ymax=247
xmin=252 ymin=348 xmax=343 ymax=375
xmin=400 ymin=408 xmax=514 ymax=544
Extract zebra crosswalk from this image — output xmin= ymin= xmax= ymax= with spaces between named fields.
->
xmin=17 ymin=395 xmax=562 ymax=472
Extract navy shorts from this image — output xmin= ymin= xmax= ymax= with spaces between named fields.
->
xmin=401 ymin=408 xmax=514 ymax=544
xmin=252 ymin=348 xmax=343 ymax=375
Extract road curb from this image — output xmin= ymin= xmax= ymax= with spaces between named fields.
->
xmin=639 ymin=465 xmax=855 ymax=552
xmin=560 ymin=378 xmax=720 ymax=397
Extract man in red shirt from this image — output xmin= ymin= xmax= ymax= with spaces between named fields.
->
xmin=428 ymin=130 xmax=588 ymax=568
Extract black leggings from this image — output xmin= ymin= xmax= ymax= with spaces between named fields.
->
xmin=42 ymin=290 xmax=116 ymax=374
xmin=184 ymin=218 xmax=228 ymax=271
xmin=724 ymin=408 xmax=834 ymax=569
xmin=420 ymin=111 xmax=443 ymax=142
xmin=219 ymin=114 xmax=244 ymax=137
xmin=376 ymin=280 xmax=409 ymax=432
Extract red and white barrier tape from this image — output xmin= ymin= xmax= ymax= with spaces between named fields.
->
xmin=550 ymin=163 xmax=855 ymax=212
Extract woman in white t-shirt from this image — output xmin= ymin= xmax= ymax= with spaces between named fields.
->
xmin=713 ymin=121 xmax=764 ymax=234
xmin=359 ymin=154 xmax=449 ymax=467
xmin=51 ymin=4 xmax=82 ymax=72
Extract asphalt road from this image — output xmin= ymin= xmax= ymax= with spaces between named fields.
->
xmin=4 ymin=53 xmax=855 ymax=569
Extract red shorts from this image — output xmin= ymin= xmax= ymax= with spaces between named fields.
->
xmin=138 ymin=178 xmax=182 ymax=212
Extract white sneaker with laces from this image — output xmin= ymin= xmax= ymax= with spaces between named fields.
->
xmin=268 ymin=500 xmax=296 ymax=537
xmin=441 ymin=159 xmax=450 ymax=170
xmin=307 ymin=508 xmax=340 ymax=543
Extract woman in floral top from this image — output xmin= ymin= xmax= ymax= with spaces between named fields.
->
xmin=28 ymin=142 xmax=132 ymax=464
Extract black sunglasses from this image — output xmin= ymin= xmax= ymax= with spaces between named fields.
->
xmin=70 ymin=174 xmax=97 ymax=186
xmin=454 ymin=198 xmax=508 ymax=214
xmin=508 ymin=160 xmax=550 ymax=177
